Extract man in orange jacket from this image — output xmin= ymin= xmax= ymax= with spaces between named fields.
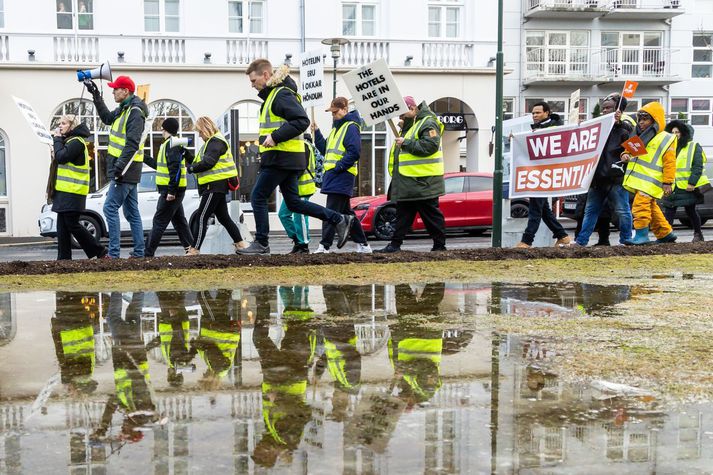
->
xmin=621 ymin=102 xmax=677 ymax=245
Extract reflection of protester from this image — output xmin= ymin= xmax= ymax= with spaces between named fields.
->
xmin=574 ymin=95 xmax=634 ymax=247
xmin=278 ymin=137 xmax=316 ymax=254
xmin=51 ymin=114 xmax=107 ymax=260
xmin=376 ymin=97 xmax=446 ymax=253
xmin=251 ymin=286 xmax=314 ymax=468
xmin=661 ymin=121 xmax=709 ymax=242
xmin=622 ymin=102 xmax=677 ymax=245
xmin=143 ymin=118 xmax=194 ymax=257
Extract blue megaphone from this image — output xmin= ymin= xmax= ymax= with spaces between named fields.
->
xmin=76 ymin=62 xmax=112 ymax=82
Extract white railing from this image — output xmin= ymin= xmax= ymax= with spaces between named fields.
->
xmin=340 ymin=40 xmax=389 ymax=67
xmin=528 ymin=0 xmax=603 ymax=9
xmin=226 ymin=38 xmax=268 ymax=65
xmin=53 ymin=35 xmax=99 ymax=63
xmin=607 ymin=0 xmax=681 ymax=8
xmin=0 ymin=35 xmax=9 ymax=62
xmin=142 ymin=37 xmax=186 ymax=64
xmin=422 ymin=41 xmax=474 ymax=68
xmin=524 ymin=46 xmax=591 ymax=79
xmin=597 ymin=47 xmax=672 ymax=78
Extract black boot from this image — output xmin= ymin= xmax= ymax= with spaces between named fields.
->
xmin=289 ymin=242 xmax=309 ymax=254
xmin=693 ymin=232 xmax=705 ymax=243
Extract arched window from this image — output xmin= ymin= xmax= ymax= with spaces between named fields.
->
xmin=147 ymin=99 xmax=197 ymax=162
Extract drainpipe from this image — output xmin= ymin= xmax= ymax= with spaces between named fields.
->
xmin=299 ymin=0 xmax=306 ymax=53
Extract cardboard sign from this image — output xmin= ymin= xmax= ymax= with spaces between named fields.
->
xmin=622 ymin=80 xmax=638 ymax=99
xmin=136 ymin=84 xmax=151 ymax=103
xmin=509 ymin=113 xmax=616 ymax=198
xmin=621 ymin=136 xmax=647 ymax=157
xmin=299 ymin=50 xmax=325 ymax=108
xmin=343 ymin=58 xmax=407 ymax=127
xmin=568 ymin=89 xmax=581 ymax=125
xmin=13 ymin=96 xmax=54 ymax=145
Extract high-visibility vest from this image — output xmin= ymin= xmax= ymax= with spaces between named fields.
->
xmin=158 ymin=320 xmax=190 ymax=368
xmin=675 ymin=142 xmax=710 ymax=190
xmin=156 ymin=139 xmax=187 ymax=188
xmin=298 ymin=143 xmax=317 ymax=197
xmin=324 ymin=335 xmax=358 ymax=390
xmin=622 ymin=114 xmax=637 ymax=128
xmin=396 ymin=338 xmax=443 ymax=364
xmin=107 ymin=104 xmax=146 ymax=163
xmin=261 ymin=380 xmax=308 ymax=445
xmin=196 ymin=327 xmax=240 ymax=378
xmin=388 ymin=116 xmax=445 ymax=177
xmin=114 ymin=360 xmax=150 ymax=412
xmin=56 ymin=137 xmax=90 ymax=195
xmin=324 ymin=121 xmax=359 ymax=176
xmin=60 ymin=325 xmax=95 ymax=372
xmin=623 ymin=131 xmax=676 ymax=199
xmin=193 ymin=132 xmax=238 ymax=185
xmin=258 ymin=87 xmax=305 ymax=155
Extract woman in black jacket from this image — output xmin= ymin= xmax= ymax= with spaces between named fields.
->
xmin=51 ymin=115 xmax=107 ymax=260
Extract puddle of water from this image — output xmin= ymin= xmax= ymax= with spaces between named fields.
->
xmin=1 ymin=282 xmax=706 ymax=473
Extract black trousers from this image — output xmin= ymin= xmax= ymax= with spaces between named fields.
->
xmin=664 ymin=204 xmax=702 ymax=234
xmin=145 ymin=190 xmax=193 ymax=257
xmin=193 ymin=192 xmax=243 ymax=250
xmin=390 ymin=198 xmax=446 ymax=248
xmin=320 ymin=193 xmax=367 ymax=248
xmin=56 ymin=211 xmax=104 ymax=260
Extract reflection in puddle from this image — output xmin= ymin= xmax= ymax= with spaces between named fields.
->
xmin=1 ymin=281 xmax=706 ymax=473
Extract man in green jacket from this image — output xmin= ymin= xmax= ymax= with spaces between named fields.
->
xmin=376 ymin=96 xmax=446 ymax=253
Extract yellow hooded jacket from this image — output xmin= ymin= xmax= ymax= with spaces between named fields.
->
xmin=625 ymin=102 xmax=676 ymax=192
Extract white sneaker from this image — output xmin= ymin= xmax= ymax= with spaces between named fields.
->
xmin=314 ymin=244 xmax=330 ymax=254
xmin=356 ymin=243 xmax=373 ymax=254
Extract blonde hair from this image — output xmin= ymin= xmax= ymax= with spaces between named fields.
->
xmin=61 ymin=114 xmax=80 ymax=131
xmin=194 ymin=116 xmax=219 ymax=139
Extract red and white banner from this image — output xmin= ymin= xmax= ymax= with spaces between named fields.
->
xmin=509 ymin=113 xmax=615 ymax=198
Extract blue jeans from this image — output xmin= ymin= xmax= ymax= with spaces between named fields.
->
xmin=521 ymin=198 xmax=567 ymax=246
xmin=251 ymin=167 xmax=342 ymax=245
xmin=576 ymin=184 xmax=633 ymax=245
xmin=103 ymin=180 xmax=144 ymax=258
xmin=278 ymin=197 xmax=311 ymax=244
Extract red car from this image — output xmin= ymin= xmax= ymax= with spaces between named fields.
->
xmin=351 ymin=172 xmax=530 ymax=240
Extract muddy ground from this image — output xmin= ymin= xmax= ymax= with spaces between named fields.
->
xmin=1 ymin=241 xmax=712 ymax=276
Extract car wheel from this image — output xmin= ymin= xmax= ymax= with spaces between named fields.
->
xmin=71 ymin=215 xmax=101 ymax=249
xmin=510 ymin=202 xmax=529 ymax=219
xmin=373 ymin=206 xmax=397 ymax=241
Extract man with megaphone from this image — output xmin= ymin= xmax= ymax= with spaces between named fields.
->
xmin=84 ymin=75 xmax=148 ymax=258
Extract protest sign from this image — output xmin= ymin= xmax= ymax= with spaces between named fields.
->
xmin=568 ymin=89 xmax=581 ymax=125
xmin=136 ymin=84 xmax=151 ymax=103
xmin=299 ymin=50 xmax=325 ymax=108
xmin=13 ymin=96 xmax=53 ymax=146
xmin=343 ymin=58 xmax=407 ymax=130
xmin=622 ymin=80 xmax=639 ymax=99
xmin=621 ymin=136 xmax=647 ymax=157
xmin=509 ymin=113 xmax=616 ymax=198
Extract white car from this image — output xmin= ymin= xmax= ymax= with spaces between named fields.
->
xmin=38 ymin=169 xmax=242 ymax=247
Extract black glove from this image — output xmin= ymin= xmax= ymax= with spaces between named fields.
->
xmin=83 ymin=79 xmax=99 ymax=97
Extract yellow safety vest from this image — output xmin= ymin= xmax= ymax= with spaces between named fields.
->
xmin=156 ymin=139 xmax=187 ymax=188
xmin=258 ymin=87 xmax=305 ymax=155
xmin=55 ymin=136 xmax=90 ymax=195
xmin=298 ymin=143 xmax=317 ymax=197
xmin=623 ymin=131 xmax=676 ymax=199
xmin=114 ymin=360 xmax=150 ymax=412
xmin=675 ymin=142 xmax=710 ymax=190
xmin=196 ymin=327 xmax=240 ymax=378
xmin=107 ymin=104 xmax=146 ymax=163
xmin=193 ymin=132 xmax=238 ymax=185
xmin=60 ymin=325 xmax=95 ymax=372
xmin=324 ymin=121 xmax=359 ymax=176
xmin=389 ymin=116 xmax=445 ymax=177
xmin=261 ymin=380 xmax=308 ymax=445
xmin=324 ymin=335 xmax=358 ymax=389
xmin=158 ymin=321 xmax=190 ymax=368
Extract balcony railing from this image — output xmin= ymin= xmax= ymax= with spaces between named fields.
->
xmin=607 ymin=0 xmax=681 ymax=8
xmin=142 ymin=37 xmax=185 ymax=64
xmin=527 ymin=0 xmax=603 ymax=9
xmin=53 ymin=35 xmax=99 ymax=63
xmin=422 ymin=41 xmax=474 ymax=68
xmin=597 ymin=46 xmax=673 ymax=78
xmin=0 ymin=35 xmax=9 ymax=62
xmin=339 ymin=40 xmax=389 ymax=67
xmin=226 ymin=38 xmax=268 ymax=65
xmin=525 ymin=46 xmax=591 ymax=79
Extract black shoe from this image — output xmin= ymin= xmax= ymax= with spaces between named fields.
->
xmin=335 ymin=214 xmax=354 ymax=249
xmin=375 ymin=244 xmax=401 ymax=253
xmin=593 ymin=241 xmax=610 ymax=247
xmin=431 ymin=245 xmax=447 ymax=252
xmin=693 ymin=232 xmax=705 ymax=243
xmin=237 ymin=241 xmax=270 ymax=255
xmin=96 ymin=246 xmax=109 ymax=259
xmin=289 ymin=243 xmax=309 ymax=254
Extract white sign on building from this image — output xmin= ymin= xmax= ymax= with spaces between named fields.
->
xmin=12 ymin=96 xmax=54 ymax=146
xmin=299 ymin=50 xmax=325 ymax=108
xmin=343 ymin=58 xmax=407 ymax=127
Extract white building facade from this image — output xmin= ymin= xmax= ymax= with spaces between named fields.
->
xmin=0 ymin=0 xmax=498 ymax=237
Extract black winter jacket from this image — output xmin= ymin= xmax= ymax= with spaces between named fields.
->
xmin=531 ymin=113 xmax=564 ymax=130
xmin=186 ymin=138 xmax=229 ymax=195
xmin=93 ymin=94 xmax=148 ymax=184
xmin=593 ymin=120 xmax=634 ymax=186
xmin=51 ymin=123 xmax=92 ymax=213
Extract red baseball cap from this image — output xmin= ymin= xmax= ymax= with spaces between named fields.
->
xmin=108 ymin=75 xmax=135 ymax=93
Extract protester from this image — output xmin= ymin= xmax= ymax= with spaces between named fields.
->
xmin=142 ymin=118 xmax=194 ymax=256
xmin=375 ymin=96 xmax=447 ymax=253
xmin=515 ymin=102 xmax=571 ymax=248
xmin=278 ymin=135 xmax=316 ymax=254
xmin=571 ymin=95 xmax=634 ymax=247
xmin=85 ymin=75 xmax=147 ymax=258
xmin=573 ymin=193 xmax=613 ymax=246
xmin=239 ymin=59 xmax=353 ymax=255
xmin=51 ymin=114 xmax=107 ymax=260
xmin=661 ymin=120 xmax=709 ymax=242
xmin=313 ymin=97 xmax=371 ymax=254
xmin=185 ymin=116 xmax=247 ymax=255
xmin=621 ymin=102 xmax=677 ymax=245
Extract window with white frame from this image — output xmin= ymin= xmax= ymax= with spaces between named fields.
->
xmin=342 ymin=2 xmax=376 ymax=37
xmin=56 ymin=0 xmax=72 ymax=29
xmin=56 ymin=0 xmax=94 ymax=30
xmin=144 ymin=0 xmax=180 ymax=33
xmin=0 ymin=130 xmax=6 ymax=197
xmin=228 ymin=0 xmax=264 ymax=34
xmin=692 ymin=33 xmax=713 ymax=78
xmin=0 ymin=0 xmax=5 ymax=29
xmin=524 ymin=98 xmax=566 ymax=118
xmin=503 ymin=98 xmax=514 ymax=120
xmin=670 ymin=98 xmax=713 ymax=126
xmin=601 ymin=31 xmax=664 ymax=77
xmin=525 ymin=30 xmax=589 ymax=77
xmin=428 ymin=1 xmax=462 ymax=39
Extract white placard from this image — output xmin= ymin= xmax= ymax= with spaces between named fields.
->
xmin=13 ymin=96 xmax=54 ymax=145
xmin=342 ymin=58 xmax=407 ymax=127
xmin=568 ymin=89 xmax=581 ymax=125
xmin=299 ymin=50 xmax=325 ymax=108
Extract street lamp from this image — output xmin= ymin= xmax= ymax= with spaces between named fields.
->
xmin=321 ymin=37 xmax=350 ymax=101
